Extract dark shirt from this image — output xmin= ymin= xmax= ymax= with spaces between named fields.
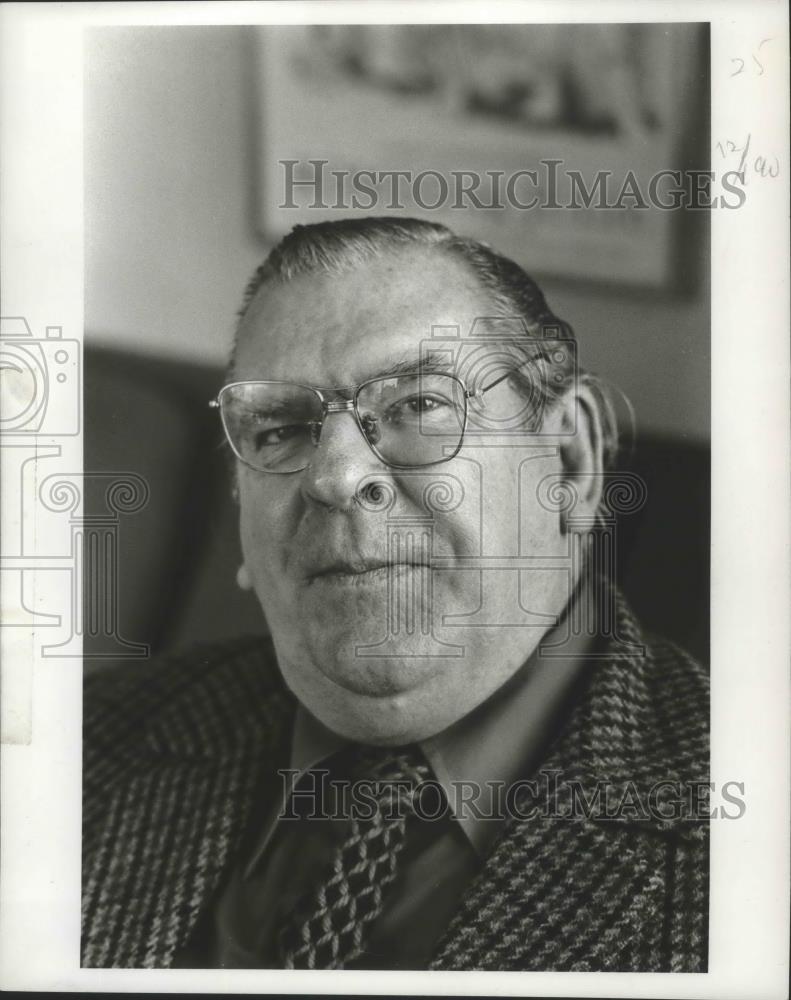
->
xmin=176 ymin=600 xmax=593 ymax=969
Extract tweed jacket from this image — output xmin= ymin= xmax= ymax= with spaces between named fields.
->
xmin=82 ymin=591 xmax=709 ymax=971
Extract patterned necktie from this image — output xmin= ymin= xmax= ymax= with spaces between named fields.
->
xmin=277 ymin=744 xmax=431 ymax=970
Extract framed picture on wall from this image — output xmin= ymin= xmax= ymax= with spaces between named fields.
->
xmin=254 ymin=23 xmax=705 ymax=287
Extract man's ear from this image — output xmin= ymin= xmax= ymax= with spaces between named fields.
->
xmin=556 ymin=383 xmax=604 ymax=531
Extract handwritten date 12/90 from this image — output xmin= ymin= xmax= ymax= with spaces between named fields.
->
xmin=715 ymin=134 xmax=780 ymax=183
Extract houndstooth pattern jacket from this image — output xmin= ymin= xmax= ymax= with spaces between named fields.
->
xmin=82 ymin=590 xmax=709 ymax=971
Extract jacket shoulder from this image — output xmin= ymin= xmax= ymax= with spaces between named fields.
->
xmin=639 ymin=628 xmax=710 ymax=778
xmin=83 ymin=635 xmax=289 ymax=761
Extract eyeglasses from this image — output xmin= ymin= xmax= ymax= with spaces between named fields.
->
xmin=210 ymin=367 xmax=534 ymax=474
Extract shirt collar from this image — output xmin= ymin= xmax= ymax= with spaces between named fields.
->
xmin=420 ymin=619 xmax=592 ymax=857
xmin=290 ymin=699 xmax=347 ymax=774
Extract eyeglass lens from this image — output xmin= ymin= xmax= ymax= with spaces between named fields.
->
xmin=220 ymin=375 xmax=466 ymax=472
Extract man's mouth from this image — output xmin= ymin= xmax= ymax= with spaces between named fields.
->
xmin=306 ymin=558 xmax=429 ymax=583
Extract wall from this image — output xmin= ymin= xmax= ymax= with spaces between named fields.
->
xmin=85 ymin=26 xmax=710 ymax=443
xmin=86 ymin=28 xmax=263 ymax=370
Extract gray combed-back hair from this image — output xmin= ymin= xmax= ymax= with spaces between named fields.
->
xmin=231 ymin=216 xmax=623 ymax=471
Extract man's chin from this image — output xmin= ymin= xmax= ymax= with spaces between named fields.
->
xmin=272 ymin=614 xmax=450 ymax=690
xmin=291 ymin=677 xmax=448 ymax=746
xmin=317 ymin=645 xmax=448 ymax=699
xmin=274 ymin=639 xmax=458 ymax=742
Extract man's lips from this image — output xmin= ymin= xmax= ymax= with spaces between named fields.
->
xmin=305 ymin=558 xmax=429 ymax=582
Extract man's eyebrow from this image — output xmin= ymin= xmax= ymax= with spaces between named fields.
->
xmin=368 ymin=352 xmax=455 ymax=379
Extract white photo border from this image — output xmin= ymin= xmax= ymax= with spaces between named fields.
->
xmin=0 ymin=1 xmax=788 ymax=997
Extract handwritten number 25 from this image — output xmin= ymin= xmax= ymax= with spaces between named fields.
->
xmin=730 ymin=38 xmax=772 ymax=77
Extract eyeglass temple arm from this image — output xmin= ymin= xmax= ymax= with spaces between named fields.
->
xmin=477 ymin=355 xmax=538 ymax=397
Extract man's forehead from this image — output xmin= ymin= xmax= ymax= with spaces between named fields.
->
xmin=234 ymin=256 xmax=491 ymax=382
xmin=233 ymin=346 xmax=460 ymax=389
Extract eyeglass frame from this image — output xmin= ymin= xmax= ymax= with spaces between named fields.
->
xmin=209 ymin=366 xmax=520 ymax=474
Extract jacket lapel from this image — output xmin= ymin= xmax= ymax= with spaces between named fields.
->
xmin=430 ymin=590 xmax=709 ymax=971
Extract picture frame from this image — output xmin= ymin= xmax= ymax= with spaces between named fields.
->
xmin=255 ymin=23 xmax=705 ymax=287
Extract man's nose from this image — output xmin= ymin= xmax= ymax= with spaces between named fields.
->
xmin=299 ymin=410 xmax=388 ymax=511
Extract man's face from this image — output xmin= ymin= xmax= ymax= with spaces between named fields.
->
xmin=234 ymin=251 xmax=575 ymax=744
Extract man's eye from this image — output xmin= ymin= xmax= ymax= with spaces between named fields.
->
xmin=252 ymin=424 xmax=306 ymax=449
xmin=411 ymin=395 xmax=445 ymax=413
xmin=387 ymin=394 xmax=451 ymax=420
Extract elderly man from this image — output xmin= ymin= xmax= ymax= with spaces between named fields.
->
xmin=82 ymin=217 xmax=708 ymax=972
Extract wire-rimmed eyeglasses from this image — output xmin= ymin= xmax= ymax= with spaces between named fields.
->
xmin=209 ymin=367 xmax=520 ymax=474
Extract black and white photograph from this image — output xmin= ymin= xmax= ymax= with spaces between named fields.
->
xmin=0 ymin=2 xmax=788 ymax=996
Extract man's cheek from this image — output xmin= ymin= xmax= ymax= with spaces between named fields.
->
xmin=240 ymin=510 xmax=284 ymax=596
